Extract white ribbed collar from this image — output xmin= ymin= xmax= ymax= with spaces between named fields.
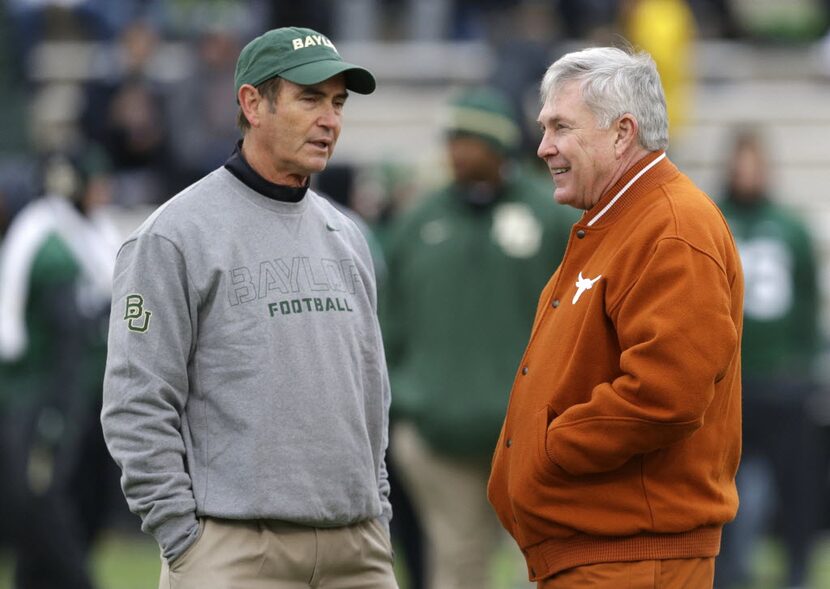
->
xmin=586 ymin=152 xmax=667 ymax=227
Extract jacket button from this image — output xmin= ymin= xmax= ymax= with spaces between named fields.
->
xmin=530 ymin=567 xmax=536 ymax=577
xmin=506 ymin=438 xmax=512 ymax=448
xmin=552 ymin=299 xmax=560 ymax=308
xmin=521 ymin=366 xmax=528 ymax=375
xmin=576 ymin=229 xmax=586 ymax=239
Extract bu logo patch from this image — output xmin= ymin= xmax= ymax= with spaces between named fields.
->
xmin=124 ymin=294 xmax=152 ymax=333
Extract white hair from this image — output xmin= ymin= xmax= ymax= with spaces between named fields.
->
xmin=540 ymin=47 xmax=669 ymax=151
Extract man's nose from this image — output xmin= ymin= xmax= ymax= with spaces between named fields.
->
xmin=537 ymin=136 xmax=556 ymax=160
xmin=318 ymin=106 xmax=341 ymax=130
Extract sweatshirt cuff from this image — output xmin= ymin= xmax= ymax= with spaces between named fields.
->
xmin=153 ymin=512 xmax=200 ymax=561
xmin=377 ymin=513 xmax=391 ymax=539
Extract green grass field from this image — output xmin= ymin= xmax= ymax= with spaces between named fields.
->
xmin=2 ymin=532 xmax=830 ymax=588
xmin=0 ymin=531 xmax=160 ymax=589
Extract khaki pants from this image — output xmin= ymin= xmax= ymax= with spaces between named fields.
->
xmin=159 ymin=517 xmax=397 ymax=589
xmin=540 ymin=558 xmax=715 ymax=589
xmin=392 ymin=422 xmax=529 ymax=589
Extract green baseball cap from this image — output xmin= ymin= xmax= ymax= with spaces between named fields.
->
xmin=234 ymin=27 xmax=376 ymax=97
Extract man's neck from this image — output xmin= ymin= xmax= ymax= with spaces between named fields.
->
xmin=240 ymin=138 xmax=309 ymax=188
xmin=225 ymin=141 xmax=308 ymax=203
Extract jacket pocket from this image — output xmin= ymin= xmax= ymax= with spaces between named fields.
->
xmin=536 ymin=404 xmax=557 ymax=473
xmin=509 ymin=406 xmax=653 ymax=545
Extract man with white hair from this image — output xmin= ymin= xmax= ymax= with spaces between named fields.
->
xmin=487 ymin=47 xmax=744 ymax=588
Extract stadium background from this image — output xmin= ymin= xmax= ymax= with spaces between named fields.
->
xmin=2 ymin=0 xmax=830 ymax=587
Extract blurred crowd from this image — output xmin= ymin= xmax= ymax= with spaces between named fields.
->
xmin=0 ymin=0 xmax=828 ymax=220
xmin=0 ymin=1 xmax=829 ymax=588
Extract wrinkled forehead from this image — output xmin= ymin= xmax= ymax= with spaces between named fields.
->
xmin=539 ymin=81 xmax=591 ymax=122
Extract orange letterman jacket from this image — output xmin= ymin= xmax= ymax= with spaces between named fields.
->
xmin=487 ymin=151 xmax=743 ymax=581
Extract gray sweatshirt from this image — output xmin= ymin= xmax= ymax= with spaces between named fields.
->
xmin=101 ymin=167 xmax=392 ymax=561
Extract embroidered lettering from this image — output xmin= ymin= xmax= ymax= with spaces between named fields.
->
xmin=124 ymin=294 xmax=152 ymax=333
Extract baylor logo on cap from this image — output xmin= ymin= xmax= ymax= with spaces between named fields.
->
xmin=124 ymin=294 xmax=152 ymax=333
xmin=291 ymin=34 xmax=338 ymax=53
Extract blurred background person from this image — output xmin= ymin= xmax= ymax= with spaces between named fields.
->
xmin=381 ymin=86 xmax=577 ymax=589
xmin=5 ymin=0 xmax=113 ymax=65
xmin=80 ymin=19 xmax=173 ymax=207
xmin=165 ymin=25 xmax=243 ymax=189
xmin=0 ymin=144 xmax=120 ymax=589
xmin=485 ymin=1 xmax=565 ymax=169
xmin=715 ymin=128 xmax=823 ymax=589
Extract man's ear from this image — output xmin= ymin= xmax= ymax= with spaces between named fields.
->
xmin=614 ymin=113 xmax=639 ymax=157
xmin=238 ymin=84 xmax=261 ymax=129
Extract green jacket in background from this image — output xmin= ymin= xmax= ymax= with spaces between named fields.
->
xmin=381 ymin=169 xmax=577 ymax=457
xmin=719 ymin=197 xmax=820 ymax=381
xmin=1 ymin=236 xmax=83 ymax=404
xmin=0 ymin=197 xmax=116 ymax=409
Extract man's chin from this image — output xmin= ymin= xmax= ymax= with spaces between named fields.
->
xmin=553 ymin=190 xmax=570 ymax=205
xmin=303 ymin=158 xmax=330 ymax=175
xmin=553 ymin=191 xmax=585 ymax=210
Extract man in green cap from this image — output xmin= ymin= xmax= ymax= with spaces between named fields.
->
xmin=381 ymin=86 xmax=576 ymax=589
xmin=101 ymin=27 xmax=397 ymax=588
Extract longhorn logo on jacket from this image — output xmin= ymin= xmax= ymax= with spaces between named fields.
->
xmin=572 ymin=272 xmax=602 ymax=304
